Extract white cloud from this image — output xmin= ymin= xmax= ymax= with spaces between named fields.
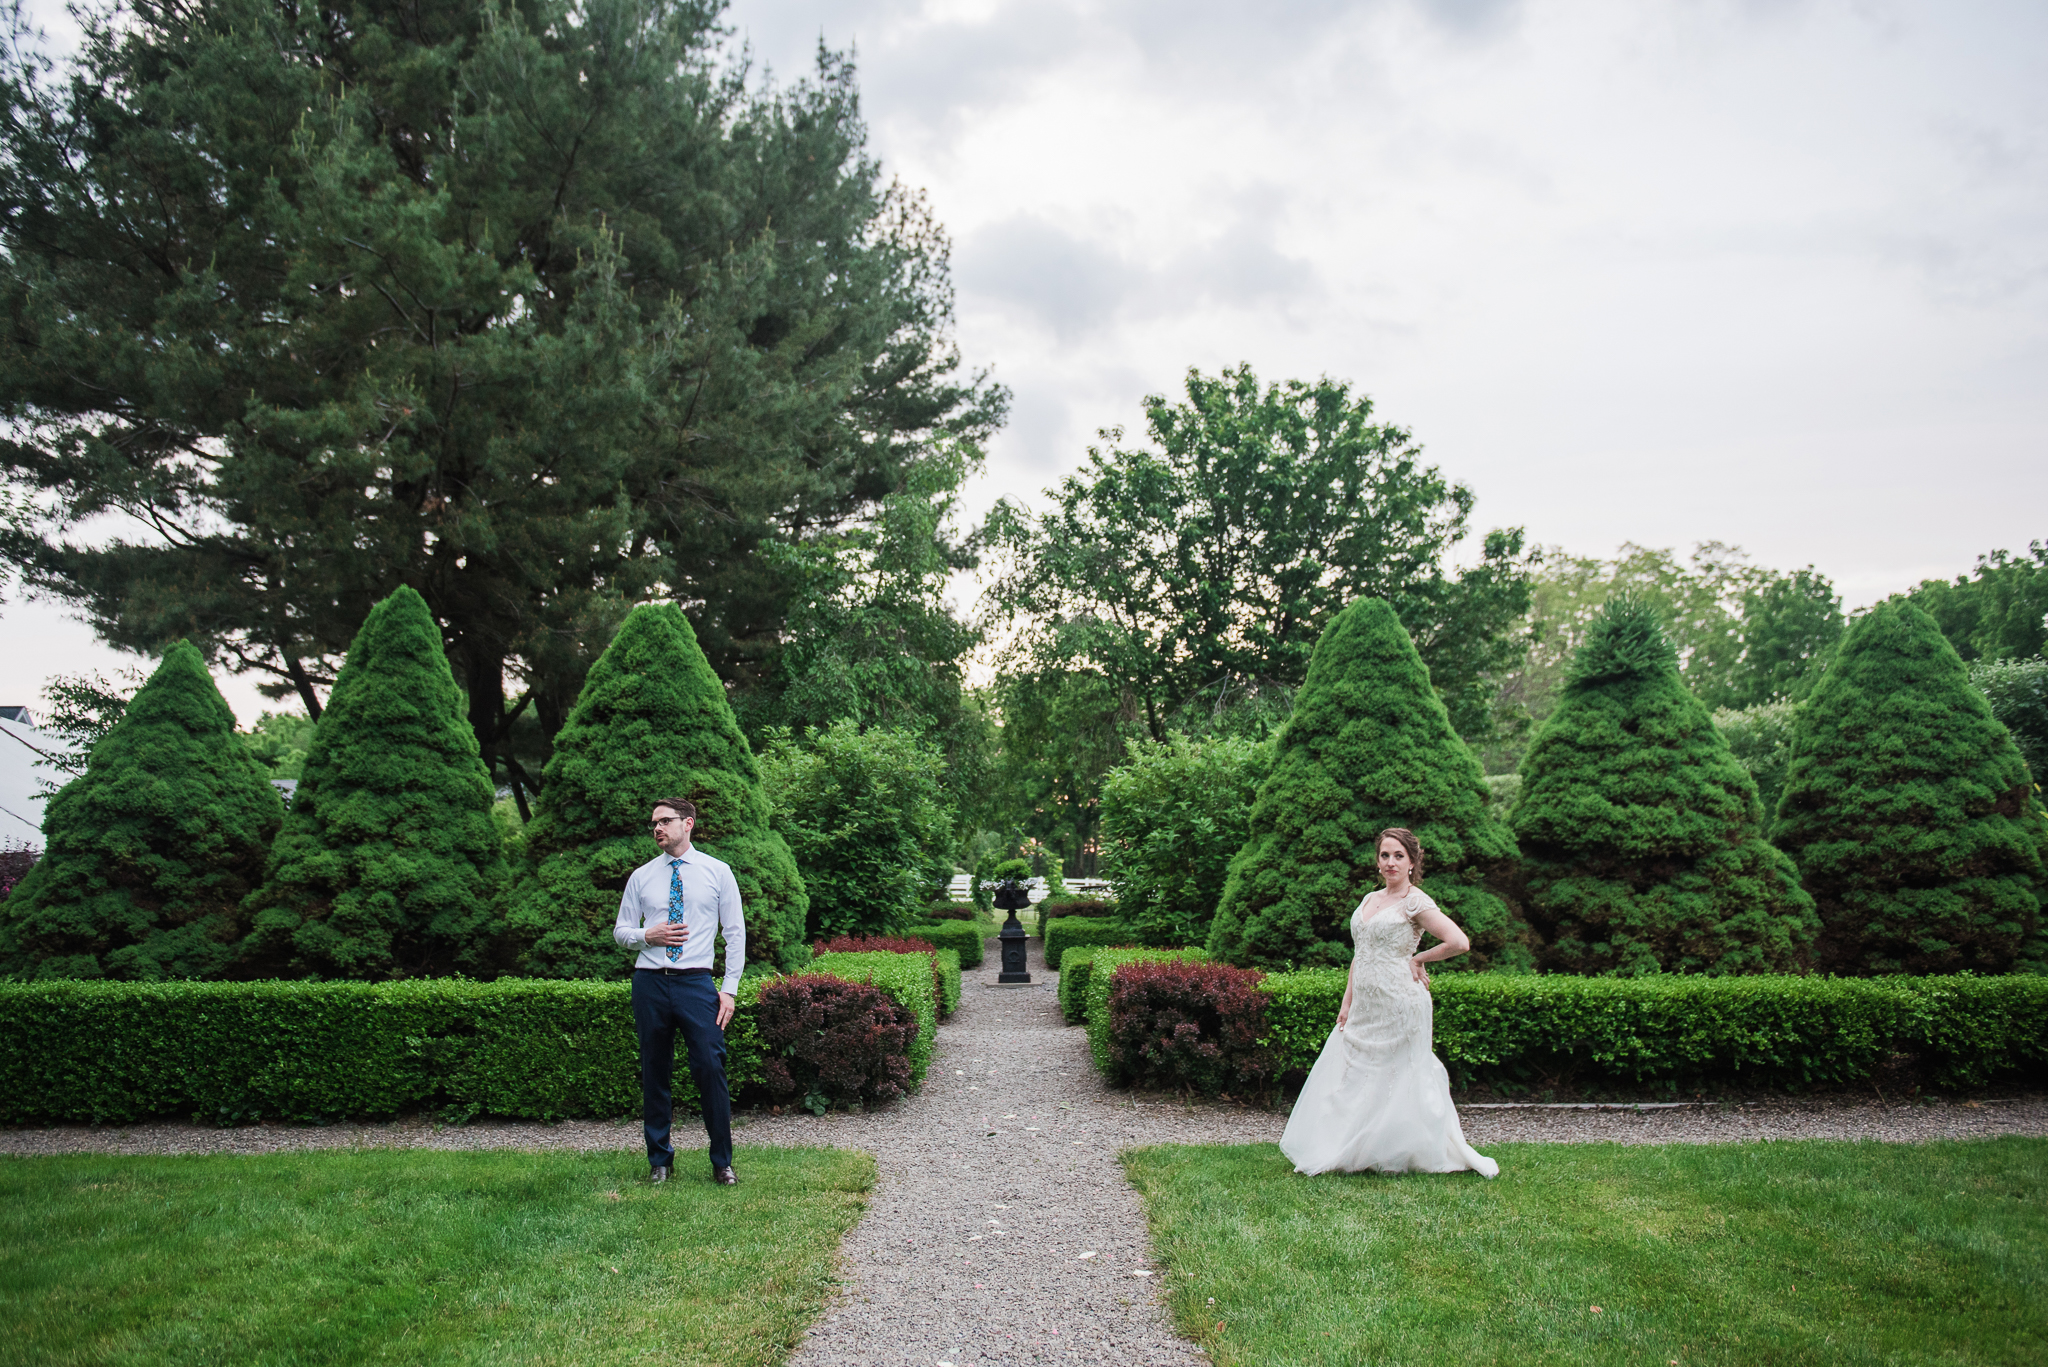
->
xmin=6 ymin=0 xmax=2044 ymax=716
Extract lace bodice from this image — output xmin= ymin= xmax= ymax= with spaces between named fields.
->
xmin=1348 ymin=889 xmax=1433 ymax=1000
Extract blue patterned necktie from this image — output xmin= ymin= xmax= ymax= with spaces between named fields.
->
xmin=666 ymin=858 xmax=685 ymax=963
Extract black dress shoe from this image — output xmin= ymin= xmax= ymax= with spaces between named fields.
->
xmin=650 ymin=1164 xmax=672 ymax=1185
xmin=712 ymin=1165 xmax=738 ymax=1185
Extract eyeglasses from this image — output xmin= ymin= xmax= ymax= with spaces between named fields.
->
xmin=650 ymin=816 xmax=688 ymax=830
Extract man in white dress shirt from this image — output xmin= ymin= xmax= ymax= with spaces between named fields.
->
xmin=614 ymin=797 xmax=746 ymax=1185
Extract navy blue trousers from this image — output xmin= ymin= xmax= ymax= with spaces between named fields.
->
xmin=630 ymin=970 xmax=732 ymax=1171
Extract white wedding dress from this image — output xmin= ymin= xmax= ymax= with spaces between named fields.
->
xmin=1279 ymin=888 xmax=1499 ymax=1178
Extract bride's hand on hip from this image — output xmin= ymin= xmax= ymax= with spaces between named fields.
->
xmin=1409 ymin=956 xmax=1430 ymax=987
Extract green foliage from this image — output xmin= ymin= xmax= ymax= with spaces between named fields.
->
xmin=904 ymin=919 xmax=985 ymax=969
xmin=1512 ymin=597 xmax=1819 ymax=975
xmin=507 ymin=604 xmax=808 ymax=977
xmin=1098 ymin=733 xmax=1270 ymax=948
xmin=28 ymin=667 xmax=142 ymax=790
xmin=1044 ymin=918 xmax=1138 ymax=970
xmin=1057 ymin=946 xmax=1103 ymax=1024
xmin=1774 ymin=601 xmax=2046 ymax=974
xmin=1253 ymin=970 xmax=2048 ymax=1091
xmin=1969 ymin=656 xmax=2048 ymax=784
xmin=988 ymin=668 xmax=1141 ymax=875
xmin=1714 ymin=567 xmax=1845 ymax=709
xmin=1485 ymin=543 xmax=1843 ymax=771
xmin=1711 ymin=699 xmax=1799 ymax=820
xmin=762 ymin=720 xmax=955 ymax=940
xmin=807 ymin=951 xmax=940 ymax=1088
xmin=748 ymin=448 xmax=997 ymax=826
xmin=242 ymin=588 xmax=507 ymax=979
xmin=1905 ymin=542 xmax=2048 ymax=662
xmin=238 ymin=711 xmax=316 ymax=781
xmin=985 ymin=364 xmax=1535 ymax=746
xmin=0 ymin=643 xmax=282 ymax=980
xmin=0 ymin=977 xmax=772 ymax=1125
xmin=1207 ymin=597 xmax=1526 ymax=971
xmin=1082 ymin=947 xmax=1209 ymax=1074
xmin=934 ymin=948 xmax=962 ymax=1017
xmin=0 ymin=0 xmax=1004 ymax=797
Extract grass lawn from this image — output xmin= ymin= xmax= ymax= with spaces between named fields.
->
xmin=1123 ymin=1137 xmax=2046 ymax=1367
xmin=0 ymin=1145 xmax=872 ymax=1367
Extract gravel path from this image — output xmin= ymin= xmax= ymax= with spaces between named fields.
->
xmin=7 ymin=942 xmax=2048 ymax=1364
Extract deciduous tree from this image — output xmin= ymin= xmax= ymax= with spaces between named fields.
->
xmin=985 ymin=365 xmax=1532 ymax=748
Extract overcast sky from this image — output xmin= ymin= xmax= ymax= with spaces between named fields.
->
xmin=5 ymin=0 xmax=2045 ymax=722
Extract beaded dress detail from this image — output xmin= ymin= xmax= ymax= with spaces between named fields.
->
xmin=1278 ymin=888 xmax=1499 ymax=1178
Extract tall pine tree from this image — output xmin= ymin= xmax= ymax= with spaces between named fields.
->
xmin=1773 ymin=600 xmax=2044 ymax=973
xmin=242 ymin=587 xmax=506 ymax=978
xmin=1512 ymin=598 xmax=1817 ymax=975
xmin=1206 ymin=597 xmax=1526 ymax=970
xmin=0 ymin=642 xmax=281 ymax=979
xmin=0 ymin=0 xmax=1004 ymax=808
xmin=507 ymin=603 xmax=808 ymax=977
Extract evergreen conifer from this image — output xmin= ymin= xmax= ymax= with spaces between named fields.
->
xmin=1205 ymin=598 xmax=1526 ymax=970
xmin=507 ymin=603 xmax=809 ymax=977
xmin=1512 ymin=597 xmax=1818 ymax=975
xmin=1773 ymin=600 xmax=2045 ymax=973
xmin=0 ymin=642 xmax=282 ymax=979
xmin=241 ymin=587 xmax=506 ymax=978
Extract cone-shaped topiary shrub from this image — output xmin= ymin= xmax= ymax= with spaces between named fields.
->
xmin=241 ymin=586 xmax=506 ymax=978
xmin=1512 ymin=597 xmax=1819 ymax=975
xmin=1206 ymin=597 xmax=1527 ymax=970
xmin=1773 ymin=600 xmax=2045 ymax=973
xmin=507 ymin=603 xmax=809 ymax=977
xmin=0 ymin=642 xmax=282 ymax=980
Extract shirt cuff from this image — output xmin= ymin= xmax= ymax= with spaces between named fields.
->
xmin=720 ymin=977 xmax=740 ymax=996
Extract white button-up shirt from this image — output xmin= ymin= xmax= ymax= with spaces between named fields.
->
xmin=613 ymin=846 xmax=746 ymax=993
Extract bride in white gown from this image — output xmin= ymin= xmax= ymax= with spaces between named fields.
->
xmin=1279 ymin=827 xmax=1499 ymax=1178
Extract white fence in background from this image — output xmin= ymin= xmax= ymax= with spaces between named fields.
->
xmin=943 ymin=874 xmax=1114 ymax=905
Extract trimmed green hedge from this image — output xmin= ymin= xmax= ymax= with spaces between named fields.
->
xmin=935 ymin=948 xmax=962 ymax=1017
xmin=0 ymin=948 xmax=955 ymax=1125
xmin=1044 ymin=917 xmax=1137 ymax=970
xmin=1082 ymin=948 xmax=1208 ymax=1074
xmin=0 ymin=977 xmax=770 ymax=1126
xmin=1255 ymin=971 xmax=2048 ymax=1092
xmin=1058 ymin=946 xmax=1101 ymax=1024
xmin=808 ymin=951 xmax=939 ymax=1088
xmin=907 ymin=919 xmax=986 ymax=969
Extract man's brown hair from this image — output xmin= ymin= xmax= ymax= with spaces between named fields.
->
xmin=652 ymin=798 xmax=697 ymax=823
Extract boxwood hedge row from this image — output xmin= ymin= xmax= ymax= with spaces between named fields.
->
xmin=1251 ymin=969 xmax=2048 ymax=1092
xmin=0 ymin=952 xmax=950 ymax=1125
xmin=1044 ymin=918 xmax=1137 ymax=970
xmin=906 ymin=919 xmax=986 ymax=969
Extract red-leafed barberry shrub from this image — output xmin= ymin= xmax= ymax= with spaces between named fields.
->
xmin=811 ymin=935 xmax=936 ymax=956
xmin=811 ymin=935 xmax=944 ymax=1007
xmin=754 ymin=974 xmax=918 ymax=1111
xmin=925 ymin=903 xmax=979 ymax=921
xmin=1105 ymin=960 xmax=1277 ymax=1097
xmin=0 ymin=844 xmax=39 ymax=900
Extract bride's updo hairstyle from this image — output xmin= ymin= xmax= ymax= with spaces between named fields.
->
xmin=1376 ymin=827 xmax=1425 ymax=882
